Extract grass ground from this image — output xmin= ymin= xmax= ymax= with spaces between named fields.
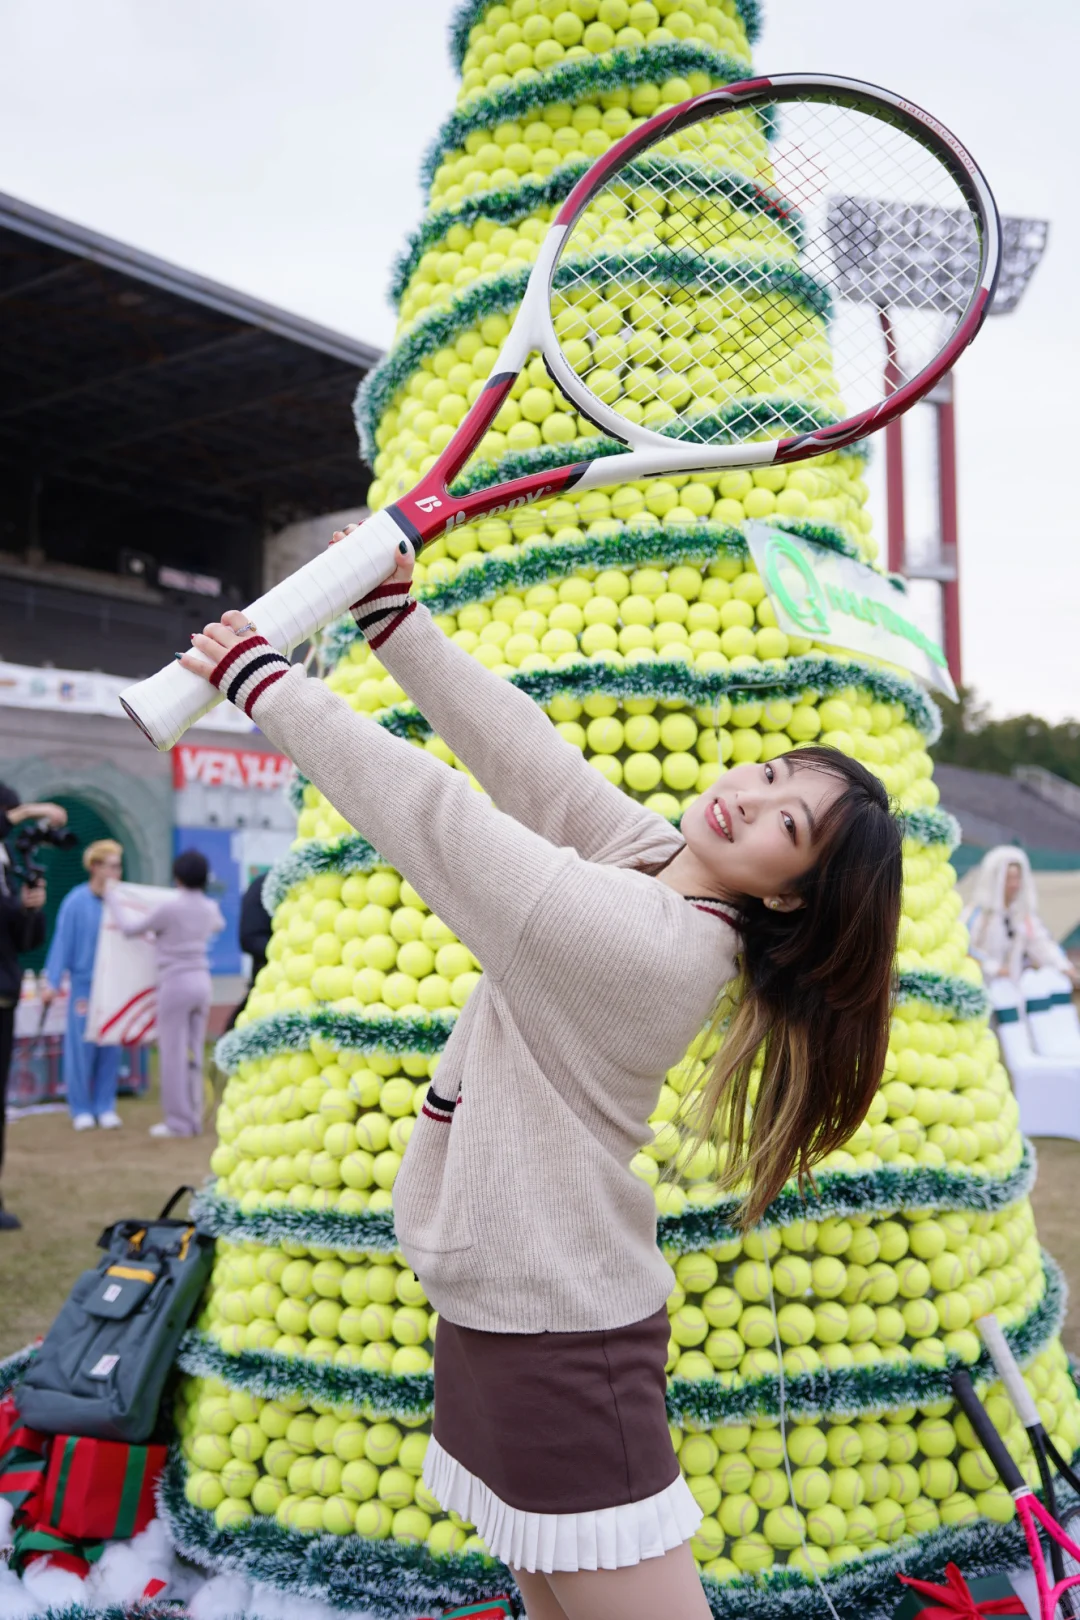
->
xmin=2 ymin=1098 xmax=1078 ymax=1363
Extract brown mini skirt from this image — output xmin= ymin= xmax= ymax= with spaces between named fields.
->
xmin=424 ymin=1306 xmax=701 ymax=1573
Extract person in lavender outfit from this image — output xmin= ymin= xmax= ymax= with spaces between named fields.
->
xmin=108 ymin=851 xmax=224 ymax=1137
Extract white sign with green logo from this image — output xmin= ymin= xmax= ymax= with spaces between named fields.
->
xmin=744 ymin=522 xmax=958 ymax=702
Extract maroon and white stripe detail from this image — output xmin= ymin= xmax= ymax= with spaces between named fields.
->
xmin=351 ymin=582 xmax=416 ymax=649
xmin=687 ymin=896 xmax=739 ymax=928
xmin=210 ymin=635 xmax=291 ymax=717
xmin=421 ymin=1084 xmax=460 ymax=1125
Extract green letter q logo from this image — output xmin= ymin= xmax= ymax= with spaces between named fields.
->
xmin=762 ymin=535 xmax=831 ymax=636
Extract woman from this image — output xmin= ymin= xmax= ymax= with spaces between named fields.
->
xmin=964 ymin=845 xmax=1077 ymax=986
xmin=181 ymin=534 xmax=902 ymax=1620
xmin=108 ymin=851 xmax=224 ymax=1138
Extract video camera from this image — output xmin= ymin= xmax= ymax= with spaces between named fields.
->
xmin=8 ymin=820 xmax=78 ymax=887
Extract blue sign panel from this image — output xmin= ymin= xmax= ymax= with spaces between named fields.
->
xmin=171 ymin=825 xmax=242 ymax=975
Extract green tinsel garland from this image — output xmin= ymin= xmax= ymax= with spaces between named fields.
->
xmin=319 ymin=516 xmax=865 ymax=666
xmin=215 ymin=952 xmax=983 ymax=1081
xmin=158 ymin=1437 xmax=1076 ymax=1620
xmin=447 ymin=0 xmax=763 ymax=69
xmin=263 ymin=833 xmax=384 ymax=914
xmin=192 ymin=1140 xmax=1034 ymax=1265
xmin=391 ymin=152 xmax=802 ymax=305
xmin=268 ymin=784 xmax=952 ymax=926
xmin=177 ymin=1331 xmax=433 ymax=1422
xmin=216 ymin=1006 xmax=456 ymax=1074
xmin=355 ymin=250 xmax=830 ymax=455
xmin=905 ymin=807 xmax=961 ymax=851
xmin=437 ymin=407 xmax=841 ymax=490
xmin=358 ymin=651 xmax=941 ymax=743
xmin=29 ymin=1607 xmax=185 ymax=1620
xmin=896 ymin=969 xmax=989 ymax=1021
xmin=667 ymin=1253 xmax=1065 ymax=1426
xmin=174 ymin=1251 xmax=1061 ymax=1433
xmin=0 ymin=1339 xmax=37 ymax=1395
xmin=421 ymin=42 xmax=772 ymax=194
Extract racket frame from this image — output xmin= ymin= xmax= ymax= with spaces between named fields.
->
xmin=387 ymin=72 xmax=1001 ymax=553
xmin=952 ymin=1367 xmax=1080 ymax=1620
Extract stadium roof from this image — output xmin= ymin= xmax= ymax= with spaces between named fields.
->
xmin=0 ymin=188 xmax=381 ymax=531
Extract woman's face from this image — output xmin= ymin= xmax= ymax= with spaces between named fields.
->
xmin=679 ymin=755 xmax=845 ymax=904
xmin=1005 ymin=863 xmax=1023 ymax=905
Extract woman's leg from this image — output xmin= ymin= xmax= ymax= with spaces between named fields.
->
xmin=155 ymin=978 xmax=188 ymax=1134
xmin=545 ymin=1542 xmax=711 ymax=1620
xmin=184 ymin=975 xmax=211 ymax=1135
xmin=511 ymin=1568 xmax=570 ymax=1620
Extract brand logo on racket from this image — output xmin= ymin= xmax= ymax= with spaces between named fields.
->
xmin=438 ymin=485 xmax=556 ymax=535
xmin=414 ymin=496 xmax=443 ymax=513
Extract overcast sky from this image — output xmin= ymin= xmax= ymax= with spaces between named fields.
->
xmin=2 ymin=0 xmax=1076 ymax=719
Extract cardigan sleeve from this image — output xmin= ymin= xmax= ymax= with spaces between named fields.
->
xmin=361 ymin=596 xmax=671 ymax=864
xmin=210 ymin=638 xmax=576 ymax=980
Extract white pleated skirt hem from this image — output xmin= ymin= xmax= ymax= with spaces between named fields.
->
xmin=423 ymin=1435 xmax=703 ymax=1574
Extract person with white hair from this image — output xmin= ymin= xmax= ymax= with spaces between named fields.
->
xmin=963 ymin=845 xmax=1077 ymax=986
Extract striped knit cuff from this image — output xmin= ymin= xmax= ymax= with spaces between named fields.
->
xmin=209 ymin=636 xmax=291 ymax=718
xmin=350 ymin=581 xmax=416 ymax=650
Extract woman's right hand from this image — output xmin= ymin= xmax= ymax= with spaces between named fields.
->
xmin=331 ymin=522 xmax=415 ymax=591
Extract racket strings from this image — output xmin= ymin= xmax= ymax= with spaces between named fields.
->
xmin=551 ymin=97 xmax=981 ymax=448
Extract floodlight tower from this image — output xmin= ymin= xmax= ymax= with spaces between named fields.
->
xmin=828 ymin=205 xmax=1048 ymax=686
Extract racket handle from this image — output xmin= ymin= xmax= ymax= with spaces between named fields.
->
xmin=950 ymin=1368 xmax=1025 ymax=1492
xmin=119 ymin=508 xmax=407 ymax=750
xmin=977 ymin=1314 xmax=1041 ymax=1427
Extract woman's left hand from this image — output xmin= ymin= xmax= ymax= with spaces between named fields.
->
xmin=180 ymin=610 xmax=261 ymax=682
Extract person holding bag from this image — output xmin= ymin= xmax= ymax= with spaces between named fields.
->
xmin=107 ymin=851 xmax=224 ymax=1138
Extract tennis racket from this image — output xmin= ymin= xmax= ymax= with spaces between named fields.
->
xmin=121 ymin=72 xmax=1000 ymax=750
xmin=951 ymin=1366 xmax=1080 ymax=1620
xmin=977 ymin=1314 xmax=1080 ymax=1616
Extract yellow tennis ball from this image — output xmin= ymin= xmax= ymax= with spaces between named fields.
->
xmin=786 ymin=1426 xmax=828 ymax=1467
xmin=825 ymin=1426 xmax=863 ymax=1467
xmin=714 ymin=1453 xmax=754 ymax=1494
xmin=377 ymin=1466 xmax=416 ymax=1509
xmin=919 ymin=1458 xmax=959 ymax=1500
xmin=687 ymin=1473 xmax=721 ymax=1516
xmin=828 ymin=1468 xmax=864 ymax=1510
xmin=342 ymin=1459 xmax=380 ymax=1502
xmin=427 ymin=1520 xmax=467 ymax=1555
xmin=191 ymin=1433 xmax=233 ymax=1472
xmin=905 ymin=1496 xmax=941 ymax=1533
xmin=792 ymin=1467 xmax=830 ymax=1509
xmin=916 ymin=1418 xmax=957 ymax=1458
xmin=332 ymin=1421 xmax=369 ymax=1462
xmin=198 ymin=1396 xmax=236 ymax=1435
xmin=355 ymin=1500 xmax=393 ymax=1538
xmin=718 ymin=1493 xmax=759 ymax=1536
xmin=392 ymin=1505 xmax=432 ymax=1544
xmin=810 ymin=1256 xmax=847 ymax=1297
xmin=230 ymin=1423 xmax=267 ymax=1463
xmin=771 ymin=1254 xmax=811 ymax=1296
xmin=185 ymin=1470 xmax=225 ymax=1511
xmin=251 ymin=1476 xmax=287 ymax=1517
xmin=679 ymin=1434 xmax=719 ymax=1476
xmin=806 ymin=1503 xmax=847 ymax=1548
xmin=730 ymin=1533 xmax=774 ymax=1572
xmin=392 ymin=1306 xmax=429 ymax=1346
xmin=763 ymin=1505 xmax=806 ymax=1548
xmin=750 ymin=1469 xmax=788 ymax=1510
xmin=214 ymin=1497 xmax=253 ymax=1530
xmin=292 ymin=1497 xmax=326 ymax=1534
xmin=310 ymin=1455 xmax=343 ymax=1496
xmin=364 ymin=1422 xmax=402 ymax=1466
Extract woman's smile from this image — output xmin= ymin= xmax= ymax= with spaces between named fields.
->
xmin=705 ymin=797 xmax=733 ymax=841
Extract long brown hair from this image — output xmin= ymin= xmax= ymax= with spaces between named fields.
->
xmin=694 ymin=747 xmax=903 ymax=1225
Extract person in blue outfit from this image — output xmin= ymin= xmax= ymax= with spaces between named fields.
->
xmin=42 ymin=839 xmax=124 ymax=1131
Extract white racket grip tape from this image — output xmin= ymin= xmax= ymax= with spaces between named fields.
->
xmin=976 ymin=1314 xmax=1040 ymax=1427
xmin=119 ymin=509 xmax=408 ymax=750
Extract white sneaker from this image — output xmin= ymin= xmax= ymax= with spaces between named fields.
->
xmin=97 ymin=1110 xmax=123 ymax=1129
xmin=72 ymin=1113 xmax=96 ymax=1131
xmin=149 ymin=1122 xmax=184 ymax=1139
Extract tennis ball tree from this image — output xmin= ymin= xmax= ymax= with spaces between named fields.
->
xmin=163 ymin=3 xmax=1080 ymax=1616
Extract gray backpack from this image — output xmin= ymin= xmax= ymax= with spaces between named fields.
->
xmin=16 ymin=1187 xmax=214 ymax=1442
